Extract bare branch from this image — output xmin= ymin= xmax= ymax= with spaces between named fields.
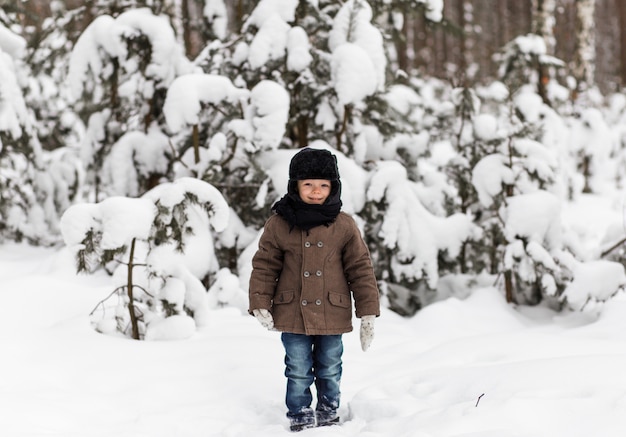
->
xmin=475 ymin=393 xmax=485 ymax=407
xmin=601 ymin=237 xmax=626 ymax=258
xmin=89 ymin=288 xmax=122 ymax=316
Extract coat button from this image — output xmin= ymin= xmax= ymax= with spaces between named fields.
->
xmin=304 ymin=271 xmax=310 ymax=277
xmin=316 ymin=270 xmax=322 ymax=276
xmin=302 ymin=300 xmax=308 ymax=306
xmin=315 ymin=299 xmax=322 ymax=305
xmin=317 ymin=241 xmax=323 ymax=247
xmin=305 ymin=242 xmax=311 ymax=248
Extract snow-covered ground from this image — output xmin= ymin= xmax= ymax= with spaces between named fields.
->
xmin=2 ymin=239 xmax=626 ymax=437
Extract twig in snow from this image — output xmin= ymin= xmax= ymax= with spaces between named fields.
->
xmin=475 ymin=393 xmax=485 ymax=407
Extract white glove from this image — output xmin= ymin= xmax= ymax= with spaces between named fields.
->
xmin=360 ymin=315 xmax=376 ymax=351
xmin=253 ymin=308 xmax=274 ymax=331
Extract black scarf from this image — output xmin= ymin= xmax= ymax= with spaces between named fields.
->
xmin=272 ymin=192 xmax=342 ymax=232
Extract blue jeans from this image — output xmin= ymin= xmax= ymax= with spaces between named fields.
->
xmin=281 ymin=333 xmax=343 ymax=426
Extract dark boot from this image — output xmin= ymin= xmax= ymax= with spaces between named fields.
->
xmin=317 ymin=416 xmax=340 ymax=427
xmin=290 ymin=422 xmax=316 ymax=432
xmin=315 ymin=407 xmax=339 ymax=427
xmin=288 ymin=408 xmax=315 ymax=432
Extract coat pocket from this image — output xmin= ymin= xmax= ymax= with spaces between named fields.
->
xmin=328 ymin=292 xmax=351 ymax=309
xmin=275 ymin=290 xmax=295 ymax=305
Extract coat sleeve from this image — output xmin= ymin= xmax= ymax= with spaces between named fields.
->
xmin=248 ymin=216 xmax=284 ymax=314
xmin=341 ymin=218 xmax=381 ymax=318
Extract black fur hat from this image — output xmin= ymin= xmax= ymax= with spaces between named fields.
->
xmin=288 ymin=148 xmax=341 ymax=196
xmin=289 ymin=148 xmax=340 ymax=181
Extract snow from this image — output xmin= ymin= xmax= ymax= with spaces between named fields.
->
xmin=0 ymin=48 xmax=30 ymax=139
xmin=203 ymin=0 xmax=228 ymax=40
xmin=67 ymin=15 xmax=129 ymax=99
xmin=562 ymin=259 xmax=626 ymax=310
xmin=145 ymin=314 xmax=197 ymax=341
xmin=248 ymin=80 xmax=291 ymax=150
xmin=115 ymin=8 xmax=191 ymax=82
xmin=102 ymin=126 xmax=170 ymax=197
xmin=422 ymin=0 xmax=444 ymax=22
xmin=471 ymin=154 xmax=514 ymax=207
xmin=331 ymin=43 xmax=379 ymax=105
xmin=0 ymin=23 xmax=27 ymax=57
xmin=248 ymin=13 xmax=291 ymax=69
xmin=243 ymin=0 xmax=298 ymax=30
xmin=4 ymin=243 xmax=626 ymax=436
xmin=503 ymin=190 xmax=562 ymax=248
xmin=286 ymin=26 xmax=312 ymax=72
xmin=329 ymin=0 xmax=386 ymax=96
xmin=163 ymin=74 xmax=249 ymax=133
xmin=515 ymin=33 xmax=547 ymax=56
xmin=67 ymin=9 xmax=192 ymax=101
xmin=472 ymin=113 xmax=498 ymax=141
xmin=143 ymin=177 xmax=230 ymax=232
xmin=60 ymin=197 xmax=157 ymax=249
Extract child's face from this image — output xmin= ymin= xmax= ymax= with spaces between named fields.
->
xmin=297 ymin=179 xmax=332 ymax=204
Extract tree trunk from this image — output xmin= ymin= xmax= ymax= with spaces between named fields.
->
xmin=180 ymin=0 xmax=193 ymax=57
xmin=532 ymin=0 xmax=557 ymax=53
xmin=572 ymin=0 xmax=597 ymax=97
xmin=17 ymin=0 xmax=51 ymax=31
xmin=532 ymin=0 xmax=556 ymax=105
xmin=457 ymin=0 xmax=468 ymax=84
xmin=504 ymin=269 xmax=515 ymax=304
xmin=498 ymin=1 xmax=511 ymax=48
xmin=619 ymin=0 xmax=626 ymax=86
xmin=193 ymin=124 xmax=200 ymax=164
xmin=127 ymin=238 xmax=140 ymax=340
xmin=178 ymin=0 xmax=205 ymax=59
xmin=395 ymin=11 xmax=409 ymax=73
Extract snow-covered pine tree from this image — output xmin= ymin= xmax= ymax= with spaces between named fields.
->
xmin=428 ymin=34 xmax=571 ymax=306
xmin=464 ymin=84 xmax=570 ymax=306
xmin=67 ymin=6 xmax=194 ymax=201
xmin=495 ymin=34 xmax=565 ymax=104
xmin=450 ymin=34 xmax=626 ymax=310
xmin=364 ymin=158 xmax=480 ymax=314
xmin=22 ymin=1 xmax=83 ymax=152
xmin=60 ymin=177 xmax=230 ymax=340
xmin=357 ymin=77 xmax=485 ymax=314
xmin=364 ymin=34 xmax=572 ymax=310
xmin=161 ymin=71 xmax=275 ymax=272
xmin=21 ymin=1 xmax=86 ymax=232
xmin=0 ymin=14 xmax=64 ymax=245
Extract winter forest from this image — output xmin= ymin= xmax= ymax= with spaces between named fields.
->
xmin=2 ymin=0 xmax=626 ymax=342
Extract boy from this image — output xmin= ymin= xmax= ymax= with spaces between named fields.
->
xmin=249 ymin=147 xmax=380 ymax=432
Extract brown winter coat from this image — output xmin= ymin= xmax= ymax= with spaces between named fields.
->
xmin=249 ymin=212 xmax=380 ymax=335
